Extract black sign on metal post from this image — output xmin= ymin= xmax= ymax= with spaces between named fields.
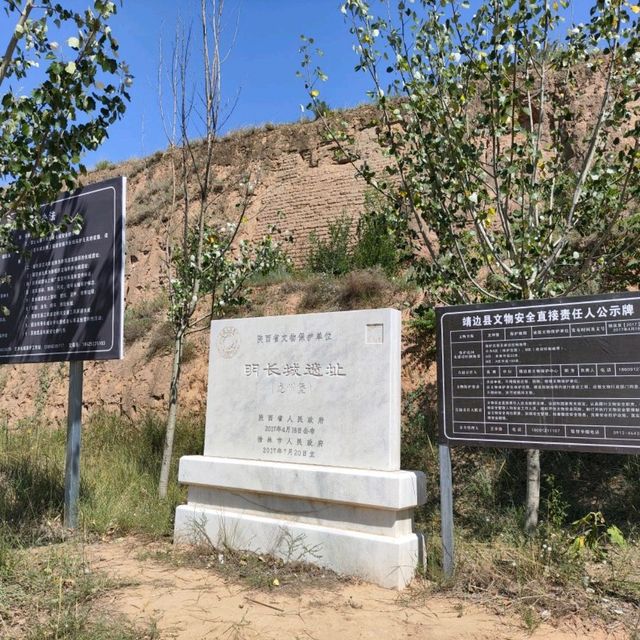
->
xmin=436 ymin=291 xmax=640 ymax=577
xmin=0 ymin=177 xmax=126 ymax=529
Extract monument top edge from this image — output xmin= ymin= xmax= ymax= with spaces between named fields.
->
xmin=210 ymin=307 xmax=401 ymax=327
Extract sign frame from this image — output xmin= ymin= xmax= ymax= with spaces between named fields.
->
xmin=0 ymin=177 xmax=126 ymax=529
xmin=436 ymin=291 xmax=640 ymax=578
xmin=0 ymin=176 xmax=126 ymax=364
xmin=437 ymin=291 xmax=640 ymax=456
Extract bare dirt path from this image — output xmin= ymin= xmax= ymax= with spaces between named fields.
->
xmin=83 ymin=537 xmax=629 ymax=640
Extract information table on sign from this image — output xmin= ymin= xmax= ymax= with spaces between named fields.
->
xmin=0 ymin=177 xmax=125 ymax=363
xmin=437 ymin=292 xmax=640 ymax=454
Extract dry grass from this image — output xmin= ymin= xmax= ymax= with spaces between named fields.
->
xmin=146 ymin=322 xmax=174 ymax=359
xmin=296 ymin=275 xmax=340 ymax=311
xmin=143 ymin=528 xmax=351 ymax=594
xmin=444 ymin=537 xmax=640 ymax=635
xmin=128 ymin=174 xmax=174 ymax=226
xmin=268 ymin=268 xmax=414 ymax=314
xmin=336 ymin=268 xmax=393 ymax=309
xmin=124 ymin=295 xmax=166 ymax=346
xmin=0 ymin=539 xmax=159 ymax=639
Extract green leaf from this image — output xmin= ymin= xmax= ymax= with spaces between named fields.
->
xmin=607 ymin=525 xmax=626 ymax=547
xmin=0 ymin=0 xmax=129 ymax=248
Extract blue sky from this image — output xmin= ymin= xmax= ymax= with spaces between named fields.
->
xmin=100 ymin=0 xmax=594 ymax=167
xmin=91 ymin=0 xmax=374 ymax=166
xmin=2 ymin=1 xmax=594 ymax=168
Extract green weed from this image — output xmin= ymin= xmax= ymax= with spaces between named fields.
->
xmin=81 ymin=411 xmax=203 ymax=537
xmin=569 ymin=511 xmax=626 ymax=559
xmin=352 ymin=210 xmax=408 ymax=276
xmin=307 ymin=215 xmax=353 ymax=276
xmin=306 ymin=191 xmax=409 ymax=277
xmin=167 ymin=517 xmax=343 ymax=593
xmin=0 ymin=411 xmax=204 ymax=543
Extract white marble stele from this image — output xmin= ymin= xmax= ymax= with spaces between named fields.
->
xmin=175 ymin=308 xmax=426 ymax=589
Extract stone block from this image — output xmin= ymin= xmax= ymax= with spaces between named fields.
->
xmin=175 ymin=309 xmax=426 ymax=589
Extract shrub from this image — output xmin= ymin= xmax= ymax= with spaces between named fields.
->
xmin=336 ymin=268 xmax=389 ymax=309
xmin=352 ymin=211 xmax=401 ymax=275
xmin=306 ymin=215 xmax=353 ymax=276
xmin=352 ymin=193 xmax=409 ymax=276
xmin=306 ymin=193 xmax=409 ymax=277
xmin=297 ymin=275 xmax=338 ymax=311
xmin=94 ymin=159 xmax=114 ymax=171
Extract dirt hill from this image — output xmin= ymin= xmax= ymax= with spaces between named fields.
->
xmin=1 ymin=106 xmax=397 ymax=427
xmin=0 ymin=61 xmax=613 ymax=427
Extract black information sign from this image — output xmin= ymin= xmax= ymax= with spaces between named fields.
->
xmin=437 ymin=292 xmax=640 ymax=454
xmin=0 ymin=177 xmax=125 ymax=363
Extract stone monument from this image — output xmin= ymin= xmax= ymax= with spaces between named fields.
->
xmin=174 ymin=308 xmax=426 ymax=589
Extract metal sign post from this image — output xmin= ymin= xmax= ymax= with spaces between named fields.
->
xmin=439 ymin=443 xmax=455 ymax=579
xmin=64 ymin=360 xmax=84 ymax=529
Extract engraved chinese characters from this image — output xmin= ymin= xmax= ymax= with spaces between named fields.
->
xmin=205 ymin=309 xmax=402 ymax=470
xmin=257 ymin=413 xmax=325 ymax=460
xmin=437 ymin=292 xmax=640 ymax=454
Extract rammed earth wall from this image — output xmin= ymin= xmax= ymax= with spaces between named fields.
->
xmin=0 ymin=106 xmax=388 ymax=423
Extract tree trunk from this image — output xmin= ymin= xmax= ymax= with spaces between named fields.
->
xmin=522 ymin=285 xmax=541 ymax=536
xmin=525 ymin=448 xmax=541 ymax=535
xmin=158 ymin=329 xmax=184 ymax=498
xmin=0 ymin=1 xmax=34 ymax=87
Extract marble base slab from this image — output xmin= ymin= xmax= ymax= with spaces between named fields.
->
xmin=175 ymin=456 xmax=426 ymax=589
xmin=178 ymin=455 xmax=426 ymax=509
xmin=175 ymin=503 xmax=423 ymax=589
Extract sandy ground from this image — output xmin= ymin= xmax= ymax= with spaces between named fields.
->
xmin=84 ymin=538 xmax=630 ymax=640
